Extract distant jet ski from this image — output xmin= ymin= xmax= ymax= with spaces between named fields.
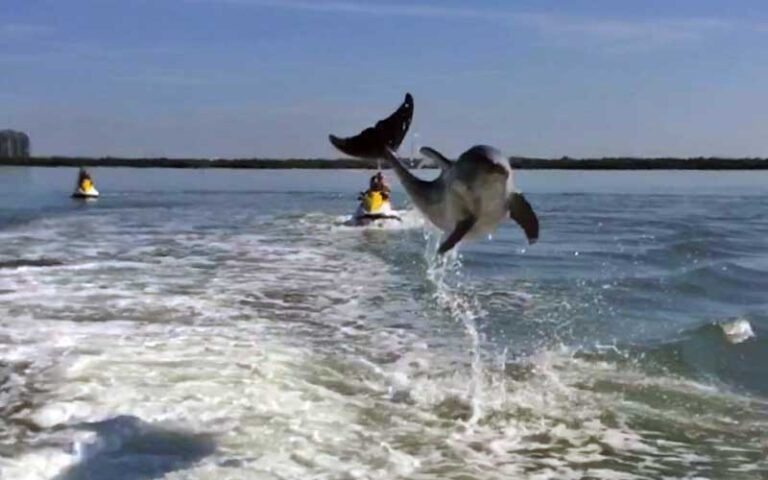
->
xmin=349 ymin=189 xmax=401 ymax=226
xmin=72 ymin=167 xmax=100 ymax=199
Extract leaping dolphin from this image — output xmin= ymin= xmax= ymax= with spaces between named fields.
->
xmin=330 ymin=93 xmax=539 ymax=254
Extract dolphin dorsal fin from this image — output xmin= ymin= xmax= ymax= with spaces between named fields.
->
xmin=420 ymin=146 xmax=453 ymax=170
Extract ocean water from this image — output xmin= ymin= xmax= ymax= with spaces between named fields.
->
xmin=0 ymin=166 xmax=766 ymax=480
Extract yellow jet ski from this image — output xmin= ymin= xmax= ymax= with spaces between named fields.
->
xmin=350 ymin=190 xmax=401 ymax=226
xmin=72 ymin=169 xmax=100 ymax=199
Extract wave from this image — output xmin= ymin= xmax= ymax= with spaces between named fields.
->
xmin=626 ymin=317 xmax=768 ymax=397
xmin=1 ymin=198 xmax=766 ymax=479
xmin=0 ymin=258 xmax=64 ymax=270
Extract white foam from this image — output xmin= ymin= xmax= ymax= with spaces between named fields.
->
xmin=333 ymin=208 xmax=425 ymax=231
xmin=1 ymin=208 xmax=765 ymax=479
xmin=720 ymin=318 xmax=755 ymax=344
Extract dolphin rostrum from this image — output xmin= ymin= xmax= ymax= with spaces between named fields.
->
xmin=329 ymin=93 xmax=539 ymax=254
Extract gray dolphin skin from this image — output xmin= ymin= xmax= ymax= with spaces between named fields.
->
xmin=329 ymin=93 xmax=539 ymax=254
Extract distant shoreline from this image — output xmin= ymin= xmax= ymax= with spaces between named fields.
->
xmin=2 ymin=156 xmax=768 ymax=170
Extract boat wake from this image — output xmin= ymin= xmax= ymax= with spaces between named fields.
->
xmin=0 ymin=205 xmax=766 ymax=479
xmin=333 ymin=208 xmax=425 ymax=231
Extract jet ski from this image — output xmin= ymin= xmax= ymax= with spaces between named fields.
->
xmin=348 ymin=190 xmax=401 ymax=227
xmin=72 ymin=169 xmax=100 ymax=199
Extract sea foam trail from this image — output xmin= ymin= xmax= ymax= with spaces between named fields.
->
xmin=0 ymin=205 xmax=766 ymax=479
xmin=333 ymin=208 xmax=425 ymax=231
xmin=0 ymin=217 xmax=427 ymax=479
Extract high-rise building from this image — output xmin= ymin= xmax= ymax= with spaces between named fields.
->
xmin=0 ymin=130 xmax=31 ymax=158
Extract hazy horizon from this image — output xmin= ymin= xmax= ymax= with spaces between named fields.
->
xmin=3 ymin=0 xmax=768 ymax=159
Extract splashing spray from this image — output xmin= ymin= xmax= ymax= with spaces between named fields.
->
xmin=423 ymin=228 xmax=485 ymax=426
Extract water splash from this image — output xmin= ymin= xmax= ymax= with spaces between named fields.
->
xmin=719 ymin=318 xmax=755 ymax=344
xmin=423 ymin=228 xmax=485 ymax=426
xmin=332 ymin=208 xmax=425 ymax=231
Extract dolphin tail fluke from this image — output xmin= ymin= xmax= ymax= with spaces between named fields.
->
xmin=509 ymin=193 xmax=539 ymax=244
xmin=329 ymin=93 xmax=413 ymax=159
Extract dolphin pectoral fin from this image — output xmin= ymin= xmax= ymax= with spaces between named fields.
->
xmin=438 ymin=216 xmax=476 ymax=254
xmin=328 ymin=93 xmax=413 ymax=159
xmin=509 ymin=193 xmax=539 ymax=244
xmin=420 ymin=146 xmax=453 ymax=170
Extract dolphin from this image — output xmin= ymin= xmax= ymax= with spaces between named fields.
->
xmin=330 ymin=93 xmax=538 ymax=254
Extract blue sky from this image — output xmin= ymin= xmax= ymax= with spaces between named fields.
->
xmin=2 ymin=0 xmax=768 ymax=158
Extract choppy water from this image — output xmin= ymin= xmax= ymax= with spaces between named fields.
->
xmin=0 ymin=167 xmax=767 ymax=480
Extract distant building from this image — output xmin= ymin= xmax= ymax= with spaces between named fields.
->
xmin=0 ymin=130 xmax=31 ymax=158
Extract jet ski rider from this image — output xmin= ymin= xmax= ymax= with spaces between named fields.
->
xmin=78 ymin=167 xmax=93 ymax=191
xmin=360 ymin=171 xmax=390 ymax=200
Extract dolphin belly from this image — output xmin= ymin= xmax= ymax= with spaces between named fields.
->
xmin=466 ymin=202 xmax=507 ymax=239
xmin=464 ymin=172 xmax=510 ymax=239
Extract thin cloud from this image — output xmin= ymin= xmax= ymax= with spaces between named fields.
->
xmin=113 ymin=69 xmax=256 ymax=87
xmin=524 ymin=15 xmax=734 ymax=52
xmin=194 ymin=0 xmax=500 ymax=20
xmin=0 ymin=23 xmax=53 ymax=39
xmin=0 ymin=41 xmax=183 ymax=64
xmin=193 ymin=0 xmax=739 ymax=50
xmin=527 ymin=16 xmax=732 ymax=41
